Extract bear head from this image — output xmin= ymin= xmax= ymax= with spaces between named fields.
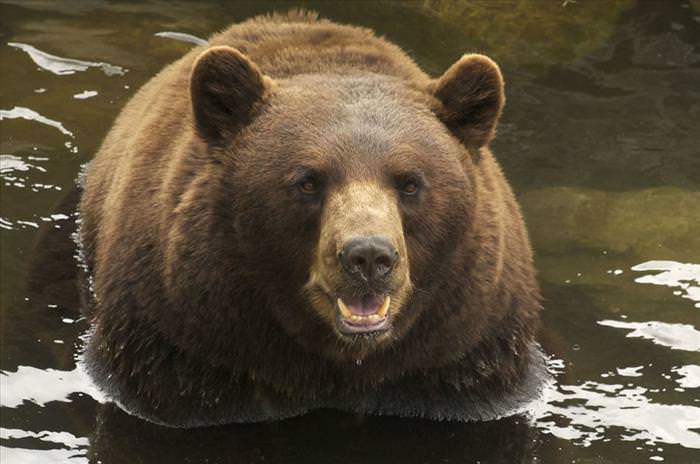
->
xmin=179 ymin=46 xmax=505 ymax=363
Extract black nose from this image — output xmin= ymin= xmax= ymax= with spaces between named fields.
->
xmin=339 ymin=235 xmax=399 ymax=280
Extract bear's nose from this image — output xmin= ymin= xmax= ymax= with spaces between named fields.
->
xmin=339 ymin=235 xmax=398 ymax=281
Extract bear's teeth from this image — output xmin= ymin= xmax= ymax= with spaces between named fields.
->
xmin=377 ymin=296 xmax=391 ymax=318
xmin=349 ymin=314 xmax=381 ymax=321
xmin=337 ymin=298 xmax=353 ymax=319
xmin=337 ymin=296 xmax=391 ymax=320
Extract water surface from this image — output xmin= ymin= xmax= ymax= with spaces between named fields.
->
xmin=1 ymin=1 xmax=699 ymax=463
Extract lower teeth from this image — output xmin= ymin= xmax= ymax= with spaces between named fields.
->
xmin=350 ymin=314 xmax=381 ymax=322
xmin=337 ymin=297 xmax=391 ymax=323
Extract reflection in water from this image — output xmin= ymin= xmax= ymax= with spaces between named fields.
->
xmin=533 ymin=377 xmax=700 ymax=449
xmin=617 ymin=365 xmax=644 ymax=377
xmin=1 ymin=428 xmax=89 ymax=463
xmin=0 ymin=154 xmax=61 ymax=194
xmin=0 ymin=214 xmax=72 ymax=231
xmin=154 ymin=31 xmax=208 ymax=46
xmin=672 ymin=365 xmax=700 ymax=389
xmin=598 ymin=319 xmax=700 ymax=352
xmin=0 ymin=443 xmax=88 ymax=464
xmin=0 ymin=106 xmax=73 ymax=137
xmin=632 ymin=260 xmax=700 ymax=308
xmin=532 ymin=355 xmax=700 ymax=451
xmin=522 ymin=187 xmax=700 ymax=262
xmin=0 ymin=364 xmax=104 ymax=408
xmin=418 ymin=0 xmax=635 ymax=66
xmin=0 ymin=155 xmax=46 ymax=175
xmin=83 ymin=405 xmax=541 ymax=464
xmin=73 ymin=90 xmax=98 ymax=100
xmin=7 ymin=42 xmax=126 ymax=76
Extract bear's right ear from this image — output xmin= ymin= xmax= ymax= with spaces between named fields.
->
xmin=190 ymin=46 xmax=269 ymax=145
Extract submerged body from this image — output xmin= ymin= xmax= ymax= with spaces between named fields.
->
xmin=79 ymin=11 xmax=544 ymax=427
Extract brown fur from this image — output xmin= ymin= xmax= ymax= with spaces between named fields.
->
xmin=79 ymin=10 xmax=543 ymax=426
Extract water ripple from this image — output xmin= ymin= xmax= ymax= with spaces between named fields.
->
xmin=0 ymin=154 xmax=60 ymax=192
xmin=73 ymin=90 xmax=98 ymax=100
xmin=598 ymin=319 xmax=700 ymax=352
xmin=532 ymin=379 xmax=700 ymax=449
xmin=0 ymin=445 xmax=88 ymax=464
xmin=0 ymin=154 xmax=46 ymax=174
xmin=0 ymin=106 xmax=73 ymax=137
xmin=154 ymin=31 xmax=207 ymax=46
xmin=673 ymin=365 xmax=700 ymax=389
xmin=0 ymin=365 xmax=105 ymax=408
xmin=7 ymin=42 xmax=125 ymax=76
xmin=0 ymin=428 xmax=88 ymax=449
xmin=632 ymin=260 xmax=700 ymax=309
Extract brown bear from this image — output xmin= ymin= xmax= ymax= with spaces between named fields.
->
xmin=79 ymin=10 xmax=546 ymax=427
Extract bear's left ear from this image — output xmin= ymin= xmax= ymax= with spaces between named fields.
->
xmin=191 ymin=46 xmax=270 ymax=145
xmin=429 ymin=54 xmax=505 ymax=150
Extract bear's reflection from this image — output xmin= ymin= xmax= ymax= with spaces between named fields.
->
xmin=89 ymin=403 xmax=539 ymax=464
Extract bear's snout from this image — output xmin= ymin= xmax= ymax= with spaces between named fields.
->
xmin=303 ymin=181 xmax=412 ymax=340
xmin=339 ymin=235 xmax=398 ymax=282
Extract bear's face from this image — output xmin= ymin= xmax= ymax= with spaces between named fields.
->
xmin=190 ymin=47 xmax=504 ymax=359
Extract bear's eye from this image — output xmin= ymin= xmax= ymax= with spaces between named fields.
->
xmin=299 ymin=179 xmax=319 ymax=195
xmin=400 ymin=179 xmax=420 ymax=196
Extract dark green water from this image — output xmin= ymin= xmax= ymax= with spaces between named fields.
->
xmin=1 ymin=1 xmax=699 ymax=462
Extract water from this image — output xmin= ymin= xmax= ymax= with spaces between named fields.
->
xmin=1 ymin=1 xmax=699 ymax=462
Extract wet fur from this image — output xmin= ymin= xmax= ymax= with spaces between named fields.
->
xmin=79 ymin=10 xmax=542 ymax=426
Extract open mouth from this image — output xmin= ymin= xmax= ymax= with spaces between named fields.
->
xmin=336 ymin=294 xmax=391 ymax=334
